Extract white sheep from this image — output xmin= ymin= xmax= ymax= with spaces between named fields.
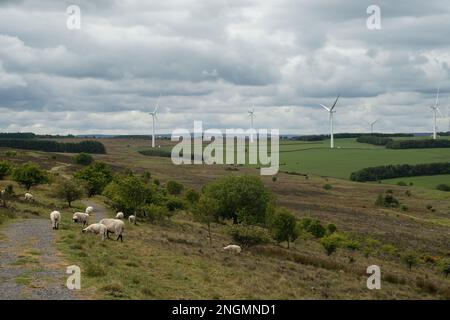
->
xmin=128 ymin=215 xmax=136 ymax=224
xmin=24 ymin=192 xmax=34 ymax=202
xmin=223 ymin=244 xmax=242 ymax=254
xmin=99 ymin=218 xmax=125 ymax=242
xmin=115 ymin=212 xmax=124 ymax=219
xmin=50 ymin=211 xmax=61 ymax=230
xmin=72 ymin=212 xmax=89 ymax=227
xmin=85 ymin=206 xmax=94 ymax=215
xmin=82 ymin=223 xmax=108 ymax=241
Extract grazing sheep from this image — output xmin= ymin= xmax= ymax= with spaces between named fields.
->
xmin=128 ymin=215 xmax=136 ymax=224
xmin=0 ymin=189 xmax=5 ymax=196
xmin=82 ymin=223 xmax=108 ymax=241
xmin=99 ymin=218 xmax=125 ymax=242
xmin=85 ymin=206 xmax=94 ymax=215
xmin=50 ymin=211 xmax=61 ymax=230
xmin=72 ymin=212 xmax=89 ymax=227
xmin=223 ymin=244 xmax=242 ymax=254
xmin=115 ymin=212 xmax=124 ymax=219
xmin=24 ymin=192 xmax=34 ymax=202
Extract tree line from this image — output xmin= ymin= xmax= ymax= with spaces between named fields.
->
xmin=0 ymin=139 xmax=106 ymax=154
xmin=386 ymin=139 xmax=450 ymax=149
xmin=287 ymin=133 xmax=413 ymax=141
xmin=350 ymin=162 xmax=450 ymax=182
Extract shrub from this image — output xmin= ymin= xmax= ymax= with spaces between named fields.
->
xmin=54 ymin=179 xmax=84 ymax=207
xmin=397 ymin=181 xmax=407 ymax=186
xmin=229 ymin=225 xmax=272 ymax=247
xmin=297 ymin=218 xmax=326 ymax=238
xmin=166 ymin=196 xmax=185 ymax=211
xmin=142 ymin=204 xmax=168 ymax=222
xmin=320 ymin=235 xmax=338 ymax=255
xmin=272 ymin=176 xmax=277 ymax=182
xmin=12 ymin=162 xmax=48 ymax=190
xmin=439 ymin=259 xmax=450 ymax=278
xmin=323 ymin=184 xmax=332 ymax=190
xmin=326 ymin=223 xmax=337 ymax=234
xmin=436 ymin=184 xmax=450 ymax=192
xmin=74 ymin=153 xmax=94 ymax=166
xmin=185 ymin=188 xmax=200 ymax=204
xmin=74 ymin=162 xmax=113 ymax=196
xmin=138 ymin=149 xmax=171 ymax=158
xmin=5 ymin=150 xmax=17 ymax=157
xmin=0 ymin=161 xmax=12 ymax=179
xmin=193 ymin=195 xmax=219 ymax=246
xmin=166 ymin=180 xmax=184 ymax=195
xmin=270 ymin=208 xmax=297 ymax=249
xmin=426 ymin=204 xmax=433 ymax=211
xmin=402 ymin=252 xmax=418 ymax=270
xmin=380 ymin=244 xmax=398 ymax=256
xmin=375 ymin=193 xmax=400 ymax=208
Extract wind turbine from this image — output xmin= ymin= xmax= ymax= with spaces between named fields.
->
xmin=248 ymin=107 xmax=255 ymax=143
xmin=368 ymin=119 xmax=378 ymax=134
xmin=319 ymin=95 xmax=340 ymax=149
xmin=149 ymin=96 xmax=160 ymax=148
xmin=430 ymin=88 xmax=443 ymax=140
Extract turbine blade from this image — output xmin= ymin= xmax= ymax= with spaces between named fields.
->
xmin=435 ymin=87 xmax=440 ymax=107
xmin=319 ymin=104 xmax=330 ymax=112
xmin=330 ymin=95 xmax=340 ymax=111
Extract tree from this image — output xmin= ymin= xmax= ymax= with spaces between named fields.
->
xmin=12 ymin=162 xmax=48 ymax=190
xmin=103 ymin=175 xmax=152 ymax=219
xmin=193 ymin=195 xmax=219 ymax=246
xmin=185 ymin=188 xmax=200 ymax=205
xmin=54 ymin=179 xmax=84 ymax=207
xmin=74 ymin=162 xmax=113 ymax=196
xmin=166 ymin=180 xmax=184 ymax=195
xmin=203 ymin=175 xmax=274 ymax=225
xmin=74 ymin=153 xmax=94 ymax=166
xmin=320 ymin=235 xmax=338 ymax=256
xmin=270 ymin=208 xmax=297 ymax=248
xmin=402 ymin=252 xmax=418 ymax=270
xmin=439 ymin=259 xmax=450 ymax=278
xmin=0 ymin=161 xmax=12 ymax=180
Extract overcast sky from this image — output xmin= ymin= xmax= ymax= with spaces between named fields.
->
xmin=0 ymin=0 xmax=449 ymax=135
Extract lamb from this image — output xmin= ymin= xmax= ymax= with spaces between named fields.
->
xmin=24 ymin=192 xmax=34 ymax=202
xmin=99 ymin=218 xmax=125 ymax=242
xmin=115 ymin=212 xmax=124 ymax=219
xmin=72 ymin=212 xmax=89 ymax=227
xmin=128 ymin=215 xmax=136 ymax=224
xmin=82 ymin=223 xmax=108 ymax=241
xmin=223 ymin=244 xmax=242 ymax=254
xmin=50 ymin=211 xmax=61 ymax=230
xmin=85 ymin=206 xmax=94 ymax=215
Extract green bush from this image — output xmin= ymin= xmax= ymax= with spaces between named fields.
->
xmin=270 ymin=208 xmax=297 ymax=248
xmin=397 ymin=181 xmax=407 ymax=186
xmin=166 ymin=196 xmax=185 ymax=211
xmin=402 ymin=252 xmax=418 ymax=270
xmin=5 ymin=150 xmax=17 ymax=157
xmin=185 ymin=188 xmax=200 ymax=204
xmin=229 ymin=225 xmax=272 ymax=247
xmin=436 ymin=184 xmax=450 ymax=192
xmin=0 ymin=161 xmax=12 ymax=179
xmin=12 ymin=162 xmax=48 ymax=190
xmin=54 ymin=179 xmax=84 ymax=207
xmin=439 ymin=259 xmax=450 ymax=278
xmin=75 ymin=162 xmax=113 ymax=196
xmin=320 ymin=235 xmax=338 ymax=255
xmin=375 ymin=193 xmax=400 ymax=208
xmin=142 ymin=204 xmax=168 ymax=222
xmin=326 ymin=223 xmax=337 ymax=234
xmin=166 ymin=180 xmax=184 ymax=195
xmin=356 ymin=135 xmax=393 ymax=146
xmin=323 ymin=184 xmax=332 ymax=190
xmin=74 ymin=153 xmax=94 ymax=166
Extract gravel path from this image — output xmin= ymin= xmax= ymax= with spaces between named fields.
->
xmin=81 ymin=199 xmax=108 ymax=222
xmin=0 ymin=200 xmax=110 ymax=300
xmin=0 ymin=219 xmax=77 ymax=300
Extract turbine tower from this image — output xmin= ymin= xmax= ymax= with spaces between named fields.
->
xmin=149 ymin=96 xmax=160 ymax=148
xmin=319 ymin=95 xmax=340 ymax=149
xmin=369 ymin=120 xmax=378 ymax=134
xmin=430 ymin=88 xmax=442 ymax=140
xmin=248 ymin=107 xmax=255 ymax=143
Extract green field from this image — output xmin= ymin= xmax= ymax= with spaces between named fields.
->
xmin=382 ymin=174 xmax=450 ymax=189
xmin=138 ymin=137 xmax=450 ymax=189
